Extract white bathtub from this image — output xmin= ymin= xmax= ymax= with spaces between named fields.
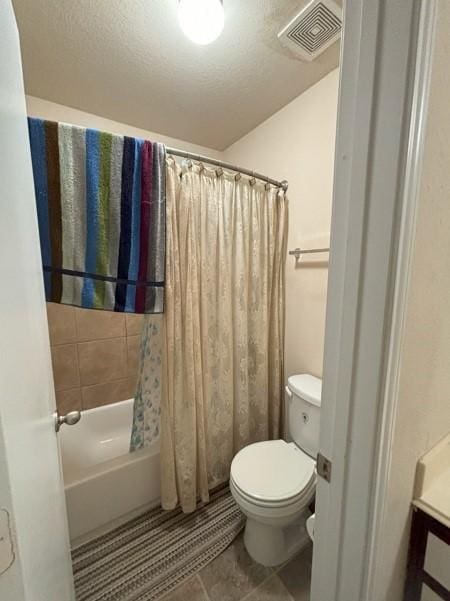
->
xmin=60 ymin=398 xmax=160 ymax=543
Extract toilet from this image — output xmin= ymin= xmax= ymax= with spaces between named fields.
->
xmin=230 ymin=373 xmax=321 ymax=566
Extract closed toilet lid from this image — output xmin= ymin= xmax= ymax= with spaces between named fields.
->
xmin=230 ymin=440 xmax=315 ymax=503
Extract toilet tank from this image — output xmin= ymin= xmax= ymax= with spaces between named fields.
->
xmin=286 ymin=374 xmax=322 ymax=459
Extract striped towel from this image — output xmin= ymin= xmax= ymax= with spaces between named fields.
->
xmin=27 ymin=117 xmax=165 ymax=314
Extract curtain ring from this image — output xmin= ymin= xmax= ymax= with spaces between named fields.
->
xmin=265 ymin=182 xmax=271 ymax=191
xmin=187 ymin=159 xmax=193 ymax=169
xmin=216 ymin=167 xmax=223 ymax=177
xmin=249 ymin=177 xmax=256 ymax=186
xmin=198 ymin=162 xmax=205 ymax=173
xmin=235 ymin=172 xmax=241 ymax=181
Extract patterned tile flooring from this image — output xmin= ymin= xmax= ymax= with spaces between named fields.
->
xmin=161 ymin=535 xmax=312 ymax=601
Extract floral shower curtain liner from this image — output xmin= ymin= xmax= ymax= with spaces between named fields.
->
xmin=130 ymin=315 xmax=162 ymax=450
xmin=157 ymin=157 xmax=288 ymax=513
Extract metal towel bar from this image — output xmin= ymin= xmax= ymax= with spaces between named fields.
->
xmin=289 ymin=247 xmax=330 ymax=260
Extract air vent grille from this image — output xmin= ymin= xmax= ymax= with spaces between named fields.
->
xmin=278 ymin=0 xmax=342 ymax=61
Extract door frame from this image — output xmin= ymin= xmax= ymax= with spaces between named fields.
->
xmin=311 ymin=1 xmax=437 ymax=600
xmin=364 ymin=3 xmax=437 ymax=598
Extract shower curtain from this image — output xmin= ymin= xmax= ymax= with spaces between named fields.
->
xmin=159 ymin=157 xmax=288 ymax=512
xmin=130 ymin=314 xmax=162 ymax=450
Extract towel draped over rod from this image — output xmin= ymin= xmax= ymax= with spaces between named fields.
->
xmin=27 ymin=117 xmax=166 ymax=314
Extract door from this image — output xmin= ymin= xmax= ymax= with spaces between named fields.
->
xmin=311 ymin=1 xmax=433 ymax=600
xmin=0 ymin=1 xmax=75 ymax=599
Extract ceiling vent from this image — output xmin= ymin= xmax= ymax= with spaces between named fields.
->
xmin=278 ymin=0 xmax=342 ymax=61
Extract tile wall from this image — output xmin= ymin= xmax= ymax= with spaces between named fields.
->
xmin=47 ymin=303 xmax=143 ymax=414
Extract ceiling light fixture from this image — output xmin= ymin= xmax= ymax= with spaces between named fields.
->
xmin=178 ymin=0 xmax=225 ymax=45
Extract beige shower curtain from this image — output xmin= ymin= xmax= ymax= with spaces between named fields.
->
xmin=161 ymin=157 xmax=288 ymax=512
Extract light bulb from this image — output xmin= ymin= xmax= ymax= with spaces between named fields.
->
xmin=178 ymin=0 xmax=225 ymax=45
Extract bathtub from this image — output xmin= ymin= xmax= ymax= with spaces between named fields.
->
xmin=60 ymin=398 xmax=160 ymax=543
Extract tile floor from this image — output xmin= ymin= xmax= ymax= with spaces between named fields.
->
xmin=161 ymin=535 xmax=312 ymax=601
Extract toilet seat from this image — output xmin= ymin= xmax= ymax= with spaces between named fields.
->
xmin=230 ymin=440 xmax=316 ymax=508
xmin=231 ymin=474 xmax=315 ymax=511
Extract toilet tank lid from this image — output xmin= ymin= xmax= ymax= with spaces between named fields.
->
xmin=287 ymin=374 xmax=322 ymax=407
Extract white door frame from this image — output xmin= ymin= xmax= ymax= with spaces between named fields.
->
xmin=365 ymin=3 xmax=437 ymax=598
xmin=311 ymin=1 xmax=437 ymax=600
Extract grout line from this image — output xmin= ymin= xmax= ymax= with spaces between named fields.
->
xmin=238 ymin=572 xmax=276 ymax=601
xmin=238 ymin=544 xmax=312 ymax=601
xmin=72 ymin=310 xmax=82 ymax=403
xmin=73 ymin=305 xmax=80 ymax=339
xmin=75 ymin=343 xmax=81 ymax=390
xmin=196 ymin=573 xmax=212 ymax=601
xmin=81 ymin=374 xmax=130 ymax=386
xmin=275 ymin=573 xmax=296 ymax=601
xmin=273 ymin=540 xmax=312 ymax=574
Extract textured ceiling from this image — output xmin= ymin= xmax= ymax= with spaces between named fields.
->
xmin=12 ymin=0 xmax=340 ymax=150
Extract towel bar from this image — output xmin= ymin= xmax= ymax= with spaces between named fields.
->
xmin=289 ymin=247 xmax=330 ymax=260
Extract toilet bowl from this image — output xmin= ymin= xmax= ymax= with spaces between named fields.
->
xmin=306 ymin=513 xmax=315 ymax=541
xmin=230 ymin=374 xmax=322 ymax=566
xmin=230 ymin=439 xmax=316 ymax=566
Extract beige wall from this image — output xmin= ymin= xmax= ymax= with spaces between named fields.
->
xmin=225 ymin=69 xmax=339 ymax=379
xmin=26 ymin=96 xmax=223 ymax=159
xmin=47 ymin=304 xmax=143 ymax=413
xmin=377 ymin=2 xmax=450 ymax=598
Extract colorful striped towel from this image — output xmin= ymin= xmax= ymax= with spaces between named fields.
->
xmin=27 ymin=118 xmax=165 ymax=313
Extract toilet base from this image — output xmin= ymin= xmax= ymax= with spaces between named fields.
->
xmin=243 ymin=515 xmax=310 ymax=567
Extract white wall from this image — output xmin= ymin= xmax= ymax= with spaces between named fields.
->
xmin=26 ymin=96 xmax=222 ymax=159
xmin=376 ymin=2 xmax=450 ymax=598
xmin=225 ymin=69 xmax=339 ymax=379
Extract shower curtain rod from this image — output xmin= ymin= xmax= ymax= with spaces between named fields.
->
xmin=166 ymin=146 xmax=289 ymax=191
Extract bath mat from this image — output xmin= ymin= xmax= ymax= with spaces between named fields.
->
xmin=71 ymin=485 xmax=244 ymax=601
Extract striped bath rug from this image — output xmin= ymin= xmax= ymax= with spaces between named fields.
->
xmin=72 ymin=486 xmax=244 ymax=601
